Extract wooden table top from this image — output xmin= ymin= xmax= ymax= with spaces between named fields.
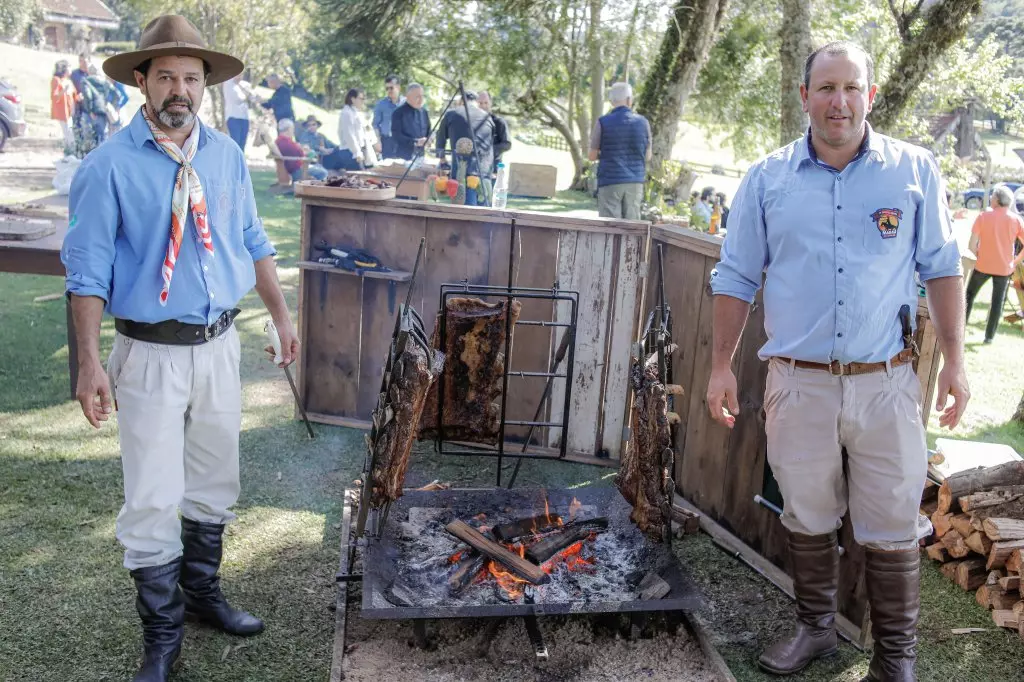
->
xmin=0 ymin=218 xmax=66 ymax=277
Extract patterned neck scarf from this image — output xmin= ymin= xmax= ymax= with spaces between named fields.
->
xmin=141 ymin=105 xmax=213 ymax=306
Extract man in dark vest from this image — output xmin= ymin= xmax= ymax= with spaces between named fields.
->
xmin=588 ymin=82 xmax=651 ymax=220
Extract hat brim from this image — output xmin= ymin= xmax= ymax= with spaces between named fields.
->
xmin=103 ymin=45 xmax=243 ymax=87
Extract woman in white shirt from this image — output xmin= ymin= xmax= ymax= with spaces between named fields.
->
xmin=337 ymin=88 xmax=381 ymax=169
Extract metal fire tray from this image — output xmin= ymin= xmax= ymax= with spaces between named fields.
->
xmin=361 ymin=486 xmax=700 ymax=619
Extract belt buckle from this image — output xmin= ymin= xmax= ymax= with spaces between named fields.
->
xmin=828 ymin=359 xmax=845 ymax=376
xmin=204 ymin=325 xmax=212 ymax=341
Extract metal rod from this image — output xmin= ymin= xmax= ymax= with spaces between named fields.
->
xmin=507 ymin=371 xmax=567 ymax=379
xmin=403 ymin=238 xmax=426 ymax=312
xmin=505 ymin=420 xmax=563 ymax=427
xmin=439 ymin=287 xmax=579 ymax=302
xmin=283 ymin=365 xmax=315 ymax=439
xmin=753 ymin=495 xmax=846 ymax=556
xmin=514 ymin=320 xmax=574 ymax=328
xmin=559 ymin=299 xmax=578 ymax=459
xmin=495 ymin=219 xmax=517 ymax=486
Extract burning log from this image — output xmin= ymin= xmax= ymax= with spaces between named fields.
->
xmin=492 ymin=514 xmax=564 ymax=542
xmin=369 ymin=336 xmax=444 ymax=508
xmin=617 ymin=358 xmax=672 ymax=539
xmin=524 ymin=518 xmax=609 ymax=564
xmin=419 ymin=297 xmax=522 ymax=445
xmin=447 ymin=551 xmax=486 ymax=596
xmin=445 ymin=520 xmax=550 ymax=585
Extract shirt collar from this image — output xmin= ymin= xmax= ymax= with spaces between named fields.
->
xmin=128 ymin=105 xmax=209 ymax=151
xmin=796 ymin=122 xmax=884 ymax=171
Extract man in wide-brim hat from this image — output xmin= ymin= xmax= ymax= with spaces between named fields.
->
xmin=62 ymin=15 xmax=299 ymax=682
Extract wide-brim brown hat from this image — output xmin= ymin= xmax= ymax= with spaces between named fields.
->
xmin=103 ymin=15 xmax=243 ymax=87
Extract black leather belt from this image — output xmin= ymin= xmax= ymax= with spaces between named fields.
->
xmin=115 ymin=308 xmax=241 ymax=345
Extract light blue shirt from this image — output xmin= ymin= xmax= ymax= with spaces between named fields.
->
xmin=62 ymin=107 xmax=276 ymax=325
xmin=372 ymin=96 xmax=402 ymax=138
xmin=710 ymin=126 xmax=962 ymax=364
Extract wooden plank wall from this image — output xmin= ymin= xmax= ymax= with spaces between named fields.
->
xmin=297 ymin=198 xmax=645 ymax=459
xmin=648 ymin=226 xmax=943 ymax=640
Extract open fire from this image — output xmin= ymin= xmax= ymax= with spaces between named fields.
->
xmin=446 ymin=496 xmax=602 ymax=601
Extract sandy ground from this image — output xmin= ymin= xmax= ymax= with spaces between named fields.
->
xmin=340 ymin=589 xmax=719 ymax=682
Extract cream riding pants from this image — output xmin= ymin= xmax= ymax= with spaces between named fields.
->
xmin=765 ymin=357 xmax=929 ymax=550
xmin=108 ymin=326 xmax=242 ymax=569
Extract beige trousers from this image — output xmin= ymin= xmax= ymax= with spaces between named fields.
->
xmin=108 ymin=326 xmax=242 ymax=569
xmin=764 ymin=357 xmax=928 ymax=550
xmin=597 ymin=183 xmax=643 ymax=220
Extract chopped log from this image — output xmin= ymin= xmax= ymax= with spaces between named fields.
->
xmin=926 ymin=543 xmax=950 ymax=563
xmin=987 ymin=540 xmax=1024 ymax=570
xmin=665 ymin=383 xmax=685 ymax=396
xmin=922 ymin=481 xmax=939 ymax=503
xmin=968 ymin=498 xmax=1024 ymax=525
xmin=447 ymin=552 xmax=486 ymax=596
xmin=1014 ymin=600 xmax=1024 ymax=618
xmin=999 ymin=575 xmax=1020 ymax=591
xmin=1019 ymin=616 xmax=1024 ymax=642
xmin=971 ymin=515 xmax=987 ymax=532
xmin=941 ymin=529 xmax=971 ymax=559
xmin=637 ymin=572 xmax=671 ymax=600
xmin=937 ymin=484 xmax=959 ymax=514
xmin=1008 ymin=549 xmax=1024 ymax=574
xmin=669 ymin=504 xmax=700 ymax=535
xmin=988 ymin=570 xmax=1005 ymax=585
xmin=993 ymin=609 xmax=1019 ymax=629
xmin=920 ymin=499 xmax=939 ymax=516
xmin=941 ymin=462 xmax=1024 ymax=513
xmin=445 ymin=520 xmax=550 ymax=585
xmin=960 ymin=486 xmax=1024 ymax=512
xmin=955 ymin=559 xmax=988 ymax=591
xmin=525 ymin=518 xmax=609 ymax=564
xmin=951 ymin=514 xmax=974 ymax=538
xmin=491 ymin=515 xmax=563 ymax=542
xmin=977 ymin=584 xmax=993 ymax=609
xmin=989 ymin=589 xmax=1020 ymax=611
xmin=965 ymin=531 xmax=993 ymax=557
xmin=983 ymin=518 xmax=1024 ymax=541
xmin=940 ymin=560 xmax=961 ymax=581
xmin=932 ymin=511 xmax=954 ymax=538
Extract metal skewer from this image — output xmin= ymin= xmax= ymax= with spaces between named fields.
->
xmin=265 ymin=320 xmax=315 ymax=439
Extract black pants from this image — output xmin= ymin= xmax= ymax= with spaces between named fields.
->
xmin=965 ymin=269 xmax=1011 ymax=341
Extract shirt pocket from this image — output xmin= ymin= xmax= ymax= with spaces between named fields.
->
xmin=204 ymin=180 xmax=242 ymax=232
xmin=862 ymin=191 xmax=914 ymax=255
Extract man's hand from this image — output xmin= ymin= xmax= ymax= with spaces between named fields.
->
xmin=76 ymin=357 xmax=113 ymax=428
xmin=264 ymin=319 xmax=300 ymax=368
xmin=373 ymin=142 xmax=382 ymax=154
xmin=706 ymin=366 xmax=739 ymax=429
xmin=935 ymin=360 xmax=970 ymax=430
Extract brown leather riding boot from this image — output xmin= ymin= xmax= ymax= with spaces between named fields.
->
xmin=758 ymin=532 xmax=840 ymax=675
xmin=861 ymin=548 xmax=919 ymax=682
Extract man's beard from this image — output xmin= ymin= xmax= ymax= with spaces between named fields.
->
xmin=151 ymin=95 xmax=195 ymax=128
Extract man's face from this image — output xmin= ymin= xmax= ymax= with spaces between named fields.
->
xmin=800 ymin=51 xmax=877 ymax=150
xmin=407 ymin=88 xmax=424 ymax=109
xmin=386 ymin=80 xmax=400 ymax=100
xmin=308 ymin=122 xmax=320 ymax=133
xmin=135 ymin=55 xmax=206 ymax=130
xmin=477 ymin=92 xmax=491 ymax=112
xmin=268 ymin=76 xmax=280 ymax=90
xmin=79 ymin=56 xmax=88 ymax=71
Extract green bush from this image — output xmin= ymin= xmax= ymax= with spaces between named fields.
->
xmin=93 ymin=41 xmax=134 ymax=56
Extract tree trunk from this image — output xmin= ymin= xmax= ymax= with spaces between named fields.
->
xmin=636 ymin=0 xmax=729 ymax=177
xmin=1013 ymin=387 xmax=1024 ymax=424
xmin=621 ymin=0 xmax=642 ymax=83
xmin=869 ymin=0 xmax=983 ymax=133
xmin=779 ymin=0 xmax=810 ymax=146
xmin=588 ymin=0 xmax=604 ymax=135
xmin=575 ymin=82 xmax=591 ymax=154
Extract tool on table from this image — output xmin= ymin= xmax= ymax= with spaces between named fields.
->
xmin=265 ymin=320 xmax=315 ymax=439
xmin=899 ymin=304 xmax=919 ymax=358
xmin=315 ymin=241 xmax=401 ymax=313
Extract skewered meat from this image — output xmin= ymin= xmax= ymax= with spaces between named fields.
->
xmin=418 ymin=297 xmax=522 ymax=444
xmin=617 ymin=359 xmax=671 ymax=539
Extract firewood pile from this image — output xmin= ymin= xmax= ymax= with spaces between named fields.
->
xmin=922 ymin=460 xmax=1024 ymax=640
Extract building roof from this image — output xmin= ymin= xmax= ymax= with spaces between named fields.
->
xmin=39 ymin=0 xmax=119 ymax=23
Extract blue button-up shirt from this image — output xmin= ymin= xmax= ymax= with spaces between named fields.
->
xmin=372 ymin=96 xmax=402 ymax=138
xmin=62 ymin=108 xmax=276 ymax=325
xmin=710 ymin=126 xmax=962 ymax=364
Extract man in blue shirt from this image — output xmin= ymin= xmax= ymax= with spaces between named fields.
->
xmin=390 ymin=83 xmax=430 ymax=161
xmin=372 ymin=74 xmax=403 ymax=159
xmin=707 ymin=42 xmax=968 ymax=681
xmin=63 ymin=16 xmax=299 ymax=682
xmin=260 ymin=73 xmax=294 ymax=126
xmin=588 ymin=82 xmax=651 ymax=220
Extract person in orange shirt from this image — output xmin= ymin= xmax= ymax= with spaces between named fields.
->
xmin=966 ymin=185 xmax=1024 ymax=343
xmin=50 ymin=60 xmax=76 ymax=151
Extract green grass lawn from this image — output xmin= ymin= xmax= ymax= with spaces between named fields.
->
xmin=3 ymin=182 xmax=1024 ymax=678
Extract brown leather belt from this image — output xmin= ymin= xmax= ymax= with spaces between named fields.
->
xmin=779 ymin=348 xmax=915 ymax=376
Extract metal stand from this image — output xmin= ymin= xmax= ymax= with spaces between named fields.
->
xmin=432 ymin=218 xmax=581 ymax=487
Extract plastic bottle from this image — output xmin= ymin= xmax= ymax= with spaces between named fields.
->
xmin=492 ymin=162 xmax=509 ymax=209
